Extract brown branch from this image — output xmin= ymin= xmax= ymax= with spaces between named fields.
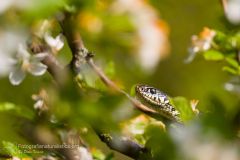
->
xmin=0 ymin=154 xmax=12 ymax=159
xmin=56 ymin=12 xmax=159 ymax=159
xmin=58 ymin=12 xmax=160 ymax=119
xmin=86 ymin=57 xmax=123 ymax=92
xmin=28 ymin=37 xmax=93 ymax=160
xmin=29 ymin=34 xmax=147 ymax=159
xmin=97 ymin=132 xmax=147 ymax=159
xmin=57 ymin=12 xmax=85 ymax=73
xmin=29 ymin=36 xmax=66 ymax=85
xmin=87 ymin=57 xmax=161 ymax=117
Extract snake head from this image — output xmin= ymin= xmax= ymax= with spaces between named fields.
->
xmin=135 ymin=84 xmax=170 ymax=106
xmin=135 ymin=84 xmax=181 ymax=122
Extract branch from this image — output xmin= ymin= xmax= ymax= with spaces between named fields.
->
xmin=29 ymin=37 xmax=66 ymax=85
xmin=56 ymin=12 xmax=165 ymax=159
xmin=29 ymin=33 xmax=147 ymax=159
xmin=97 ymin=132 xmax=147 ymax=159
xmin=57 ymin=12 xmax=85 ymax=73
xmin=0 ymin=154 xmax=12 ymax=159
xmin=58 ymin=12 xmax=160 ymax=119
xmin=29 ymin=37 xmax=93 ymax=160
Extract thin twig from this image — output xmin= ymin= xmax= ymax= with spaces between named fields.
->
xmin=86 ymin=54 xmax=161 ymax=117
xmin=57 ymin=12 xmax=156 ymax=158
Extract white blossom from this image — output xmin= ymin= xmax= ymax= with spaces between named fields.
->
xmin=224 ymin=77 xmax=240 ymax=94
xmin=9 ymin=44 xmax=48 ymax=85
xmin=0 ymin=30 xmax=27 ymax=76
xmin=32 ymin=89 xmax=48 ymax=112
xmin=185 ymin=27 xmax=216 ymax=63
xmin=0 ymin=52 xmax=15 ymax=76
xmin=111 ymin=0 xmax=170 ymax=72
xmin=0 ymin=0 xmax=30 ymax=14
xmin=74 ymin=147 xmax=93 ymax=160
xmin=12 ymin=157 xmax=21 ymax=160
xmin=170 ymin=124 xmax=239 ymax=160
xmin=44 ymin=32 xmax=64 ymax=52
xmin=0 ymin=0 xmax=14 ymax=14
xmin=224 ymin=0 xmax=240 ymax=24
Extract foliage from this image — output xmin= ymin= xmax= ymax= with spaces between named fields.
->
xmin=0 ymin=0 xmax=240 ymax=160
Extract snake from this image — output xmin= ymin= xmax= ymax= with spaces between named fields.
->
xmin=135 ymin=84 xmax=181 ymax=122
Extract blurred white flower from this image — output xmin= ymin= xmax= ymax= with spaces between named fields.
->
xmin=112 ymin=0 xmax=170 ymax=72
xmin=12 ymin=157 xmax=21 ymax=160
xmin=185 ymin=27 xmax=216 ymax=63
xmin=33 ymin=21 xmax=64 ymax=54
xmin=0 ymin=0 xmax=14 ymax=13
xmin=170 ymin=124 xmax=239 ymax=160
xmin=34 ymin=99 xmax=44 ymax=110
xmin=75 ymin=147 xmax=93 ymax=160
xmin=223 ymin=0 xmax=240 ymax=24
xmin=44 ymin=32 xmax=64 ymax=53
xmin=0 ymin=0 xmax=30 ymax=14
xmin=9 ymin=44 xmax=48 ymax=85
xmin=224 ymin=77 xmax=240 ymax=94
xmin=35 ymin=155 xmax=57 ymax=160
xmin=0 ymin=30 xmax=27 ymax=76
xmin=0 ymin=52 xmax=15 ymax=76
xmin=32 ymin=89 xmax=48 ymax=113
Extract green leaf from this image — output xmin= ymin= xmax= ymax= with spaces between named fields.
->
xmin=105 ymin=153 xmax=114 ymax=160
xmin=0 ymin=102 xmax=15 ymax=111
xmin=0 ymin=102 xmax=35 ymax=120
xmin=214 ymin=30 xmax=227 ymax=43
xmin=225 ymin=57 xmax=239 ymax=69
xmin=104 ymin=61 xmax=115 ymax=78
xmin=23 ymin=0 xmax=66 ymax=20
xmin=222 ymin=66 xmax=239 ymax=75
xmin=203 ymin=50 xmax=224 ymax=61
xmin=171 ymin=97 xmax=195 ymax=122
xmin=92 ymin=148 xmax=106 ymax=160
xmin=233 ymin=32 xmax=240 ymax=49
xmin=130 ymin=84 xmax=137 ymax=97
xmin=2 ymin=141 xmax=28 ymax=158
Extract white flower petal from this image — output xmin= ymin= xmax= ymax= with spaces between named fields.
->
xmin=34 ymin=100 xmax=44 ymax=109
xmin=0 ymin=52 xmax=17 ymax=76
xmin=44 ymin=32 xmax=57 ymax=47
xmin=32 ymin=52 xmax=48 ymax=61
xmin=76 ymin=147 xmax=93 ymax=160
xmin=55 ymin=34 xmax=64 ymax=51
xmin=225 ymin=0 xmax=240 ymax=24
xmin=44 ymin=33 xmax=64 ymax=51
xmin=28 ymin=62 xmax=47 ymax=76
xmin=9 ymin=67 xmax=26 ymax=85
xmin=17 ymin=44 xmax=30 ymax=59
xmin=0 ymin=0 xmax=14 ymax=14
xmin=184 ymin=47 xmax=198 ymax=63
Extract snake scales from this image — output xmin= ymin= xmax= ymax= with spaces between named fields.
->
xmin=135 ymin=84 xmax=181 ymax=122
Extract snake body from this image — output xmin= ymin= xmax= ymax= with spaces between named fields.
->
xmin=135 ymin=84 xmax=181 ymax=122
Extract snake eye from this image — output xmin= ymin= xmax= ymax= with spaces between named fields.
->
xmin=136 ymin=85 xmax=144 ymax=92
xmin=149 ymin=88 xmax=156 ymax=94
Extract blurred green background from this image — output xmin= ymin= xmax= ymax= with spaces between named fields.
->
xmin=0 ymin=0 xmax=239 ymax=159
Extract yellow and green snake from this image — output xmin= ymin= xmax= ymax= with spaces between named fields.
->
xmin=135 ymin=84 xmax=181 ymax=122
